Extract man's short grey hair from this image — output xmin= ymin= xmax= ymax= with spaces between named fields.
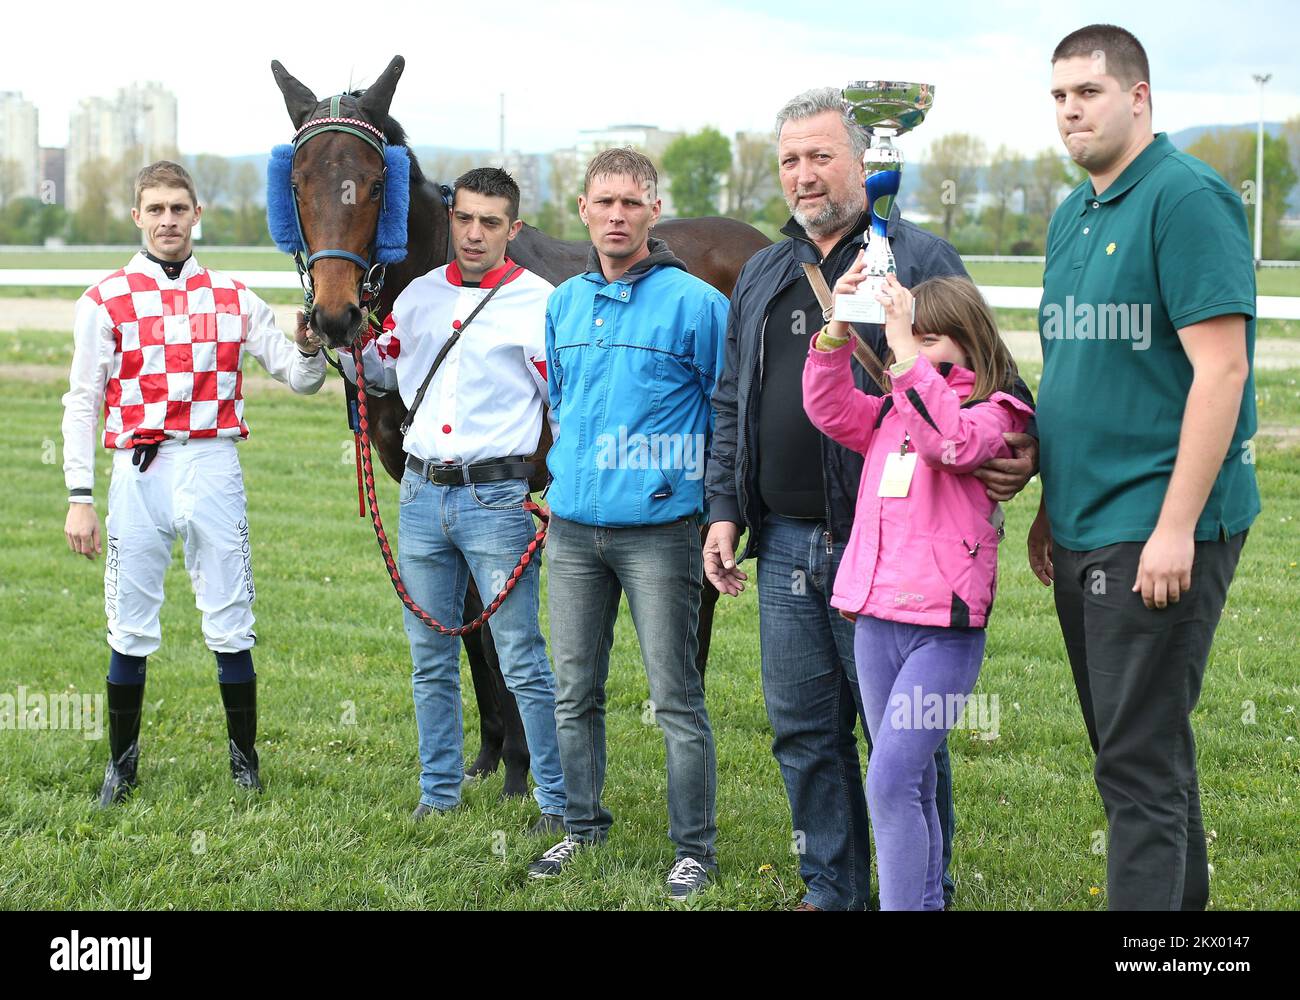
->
xmin=774 ymin=87 xmax=869 ymax=158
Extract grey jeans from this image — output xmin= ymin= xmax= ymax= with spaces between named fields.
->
xmin=546 ymin=513 xmax=717 ymax=864
xmin=1053 ymin=531 xmax=1247 ymax=910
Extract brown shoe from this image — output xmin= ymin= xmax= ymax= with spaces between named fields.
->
xmin=793 ymin=901 xmax=822 ymax=911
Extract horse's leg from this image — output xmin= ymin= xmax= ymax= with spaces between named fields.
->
xmin=462 ymin=581 xmax=503 ymax=779
xmin=498 ymin=670 xmax=531 ymax=800
xmin=480 ymin=419 xmax=550 ymax=799
xmin=695 ymin=524 xmax=719 ymax=690
xmin=463 ymin=582 xmax=531 ymax=798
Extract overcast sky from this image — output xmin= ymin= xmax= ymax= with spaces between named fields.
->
xmin=9 ymin=0 xmax=1299 ymax=160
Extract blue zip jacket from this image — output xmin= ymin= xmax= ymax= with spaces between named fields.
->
xmin=546 ymin=238 xmax=728 ymax=527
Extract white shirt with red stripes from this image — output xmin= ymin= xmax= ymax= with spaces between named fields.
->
xmin=343 ymin=257 xmax=557 ymax=467
xmin=62 ymin=251 xmax=327 ymax=499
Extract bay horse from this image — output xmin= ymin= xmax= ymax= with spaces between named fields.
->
xmin=272 ymin=55 xmax=770 ymax=798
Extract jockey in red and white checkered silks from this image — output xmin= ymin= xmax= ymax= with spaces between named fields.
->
xmin=61 ymin=160 xmax=327 ymax=807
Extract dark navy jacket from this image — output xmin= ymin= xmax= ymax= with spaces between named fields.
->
xmin=706 ymin=207 xmax=1035 ymax=561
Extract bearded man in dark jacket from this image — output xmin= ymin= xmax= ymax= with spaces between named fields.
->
xmin=704 ymin=87 xmax=1038 ymax=911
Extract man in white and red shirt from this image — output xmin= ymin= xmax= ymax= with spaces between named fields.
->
xmin=62 ymin=160 xmax=326 ymax=806
xmin=341 ymin=167 xmax=565 ymax=830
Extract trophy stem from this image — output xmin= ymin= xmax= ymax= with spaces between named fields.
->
xmin=863 ymin=131 xmax=902 ymax=240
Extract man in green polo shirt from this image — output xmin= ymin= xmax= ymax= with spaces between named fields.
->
xmin=1029 ymin=24 xmax=1259 ymax=910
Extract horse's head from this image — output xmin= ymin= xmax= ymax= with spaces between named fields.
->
xmin=271 ymin=55 xmax=407 ymax=348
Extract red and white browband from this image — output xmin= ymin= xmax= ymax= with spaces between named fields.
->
xmin=294 ymin=116 xmax=387 ymax=145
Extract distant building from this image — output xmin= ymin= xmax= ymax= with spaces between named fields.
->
xmin=577 ymin=124 xmax=683 ymax=215
xmin=576 ymin=124 xmax=680 ymax=162
xmin=39 ymin=147 xmax=65 ymax=206
xmin=66 ymin=82 xmax=178 ymax=210
xmin=66 ymin=95 xmax=125 ymax=210
xmin=0 ymin=91 xmax=40 ymax=203
xmin=502 ymin=150 xmax=543 ymax=219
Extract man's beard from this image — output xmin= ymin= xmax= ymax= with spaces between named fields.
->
xmin=789 ymin=189 xmax=862 ymax=239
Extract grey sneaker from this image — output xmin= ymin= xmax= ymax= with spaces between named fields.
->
xmin=528 ymin=813 xmax=565 ymax=837
xmin=412 ymin=802 xmax=458 ymax=820
xmin=528 ymin=835 xmax=585 ymax=879
xmin=666 ymin=857 xmax=714 ymax=900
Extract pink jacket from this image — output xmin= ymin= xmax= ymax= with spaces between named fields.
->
xmin=803 ymin=344 xmax=1033 ymax=628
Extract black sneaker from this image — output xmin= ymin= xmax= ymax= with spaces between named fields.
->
xmin=527 ymin=835 xmax=585 ymax=879
xmin=666 ymin=857 xmax=715 ymax=900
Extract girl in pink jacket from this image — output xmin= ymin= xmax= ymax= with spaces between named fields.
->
xmin=803 ymin=260 xmax=1033 ymax=911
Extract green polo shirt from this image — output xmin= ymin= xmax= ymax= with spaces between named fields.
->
xmin=1037 ymin=132 xmax=1260 ymax=551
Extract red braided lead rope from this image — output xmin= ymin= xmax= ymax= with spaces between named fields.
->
xmin=350 ymin=342 xmax=549 ymax=636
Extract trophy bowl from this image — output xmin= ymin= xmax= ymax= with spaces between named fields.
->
xmin=843 ymin=81 xmax=934 ymax=135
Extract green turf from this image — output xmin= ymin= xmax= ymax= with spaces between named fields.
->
xmin=0 ymin=358 xmax=1295 ymax=910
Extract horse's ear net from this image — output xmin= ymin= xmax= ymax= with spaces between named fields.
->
xmin=265 ymin=145 xmax=302 ymax=254
xmin=376 ymin=145 xmax=410 ymax=264
xmin=265 ymin=143 xmax=410 ymax=263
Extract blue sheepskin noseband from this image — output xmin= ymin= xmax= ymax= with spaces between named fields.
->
xmin=266 ymin=130 xmax=409 ymax=265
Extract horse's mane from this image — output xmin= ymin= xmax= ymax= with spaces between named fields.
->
xmin=347 ymin=88 xmax=427 ymax=187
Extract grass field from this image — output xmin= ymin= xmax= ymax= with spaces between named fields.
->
xmin=0 ymin=333 xmax=1296 ymax=910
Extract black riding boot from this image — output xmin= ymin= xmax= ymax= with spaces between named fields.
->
xmin=219 ymin=679 xmax=262 ymax=791
xmin=98 ymin=681 xmax=145 ymax=808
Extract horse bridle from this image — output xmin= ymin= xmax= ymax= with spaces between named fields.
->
xmin=288 ymin=96 xmax=391 ymax=313
xmin=284 ymin=99 xmax=543 ymax=637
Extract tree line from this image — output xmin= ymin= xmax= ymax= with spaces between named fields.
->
xmin=0 ymin=149 xmax=269 ymax=246
xmin=917 ymin=123 xmax=1299 ymax=258
xmin=536 ymin=120 xmax=1300 ymax=259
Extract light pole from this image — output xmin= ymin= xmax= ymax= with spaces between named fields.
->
xmin=1253 ymin=72 xmax=1271 ymax=266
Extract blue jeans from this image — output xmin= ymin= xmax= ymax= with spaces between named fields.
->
xmin=547 ymin=513 xmax=717 ymax=864
xmin=756 ymin=514 xmax=955 ymax=910
xmin=397 ymin=469 xmax=564 ymax=814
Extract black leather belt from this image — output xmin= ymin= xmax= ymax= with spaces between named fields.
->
xmin=405 ymin=454 xmax=534 ymax=486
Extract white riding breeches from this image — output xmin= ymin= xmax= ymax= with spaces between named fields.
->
xmin=104 ymin=438 xmax=256 ymax=657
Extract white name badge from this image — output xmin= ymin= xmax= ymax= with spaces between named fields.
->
xmin=878 ymin=451 xmax=918 ymax=498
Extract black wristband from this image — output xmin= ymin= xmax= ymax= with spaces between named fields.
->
xmin=69 ymin=488 xmax=93 ymax=502
xmin=299 ymin=347 xmax=322 ymax=359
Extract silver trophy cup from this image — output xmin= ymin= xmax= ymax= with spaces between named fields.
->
xmin=833 ymin=81 xmax=935 ymax=325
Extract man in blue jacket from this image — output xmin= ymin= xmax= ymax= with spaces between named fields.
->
xmin=704 ymin=88 xmax=1038 ymax=910
xmin=528 ymin=148 xmax=728 ymax=900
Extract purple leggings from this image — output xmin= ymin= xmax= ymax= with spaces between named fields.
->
xmin=854 ymin=614 xmax=986 ymax=910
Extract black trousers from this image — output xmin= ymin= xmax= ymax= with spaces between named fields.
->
xmin=1052 ymin=531 xmax=1246 ymax=911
